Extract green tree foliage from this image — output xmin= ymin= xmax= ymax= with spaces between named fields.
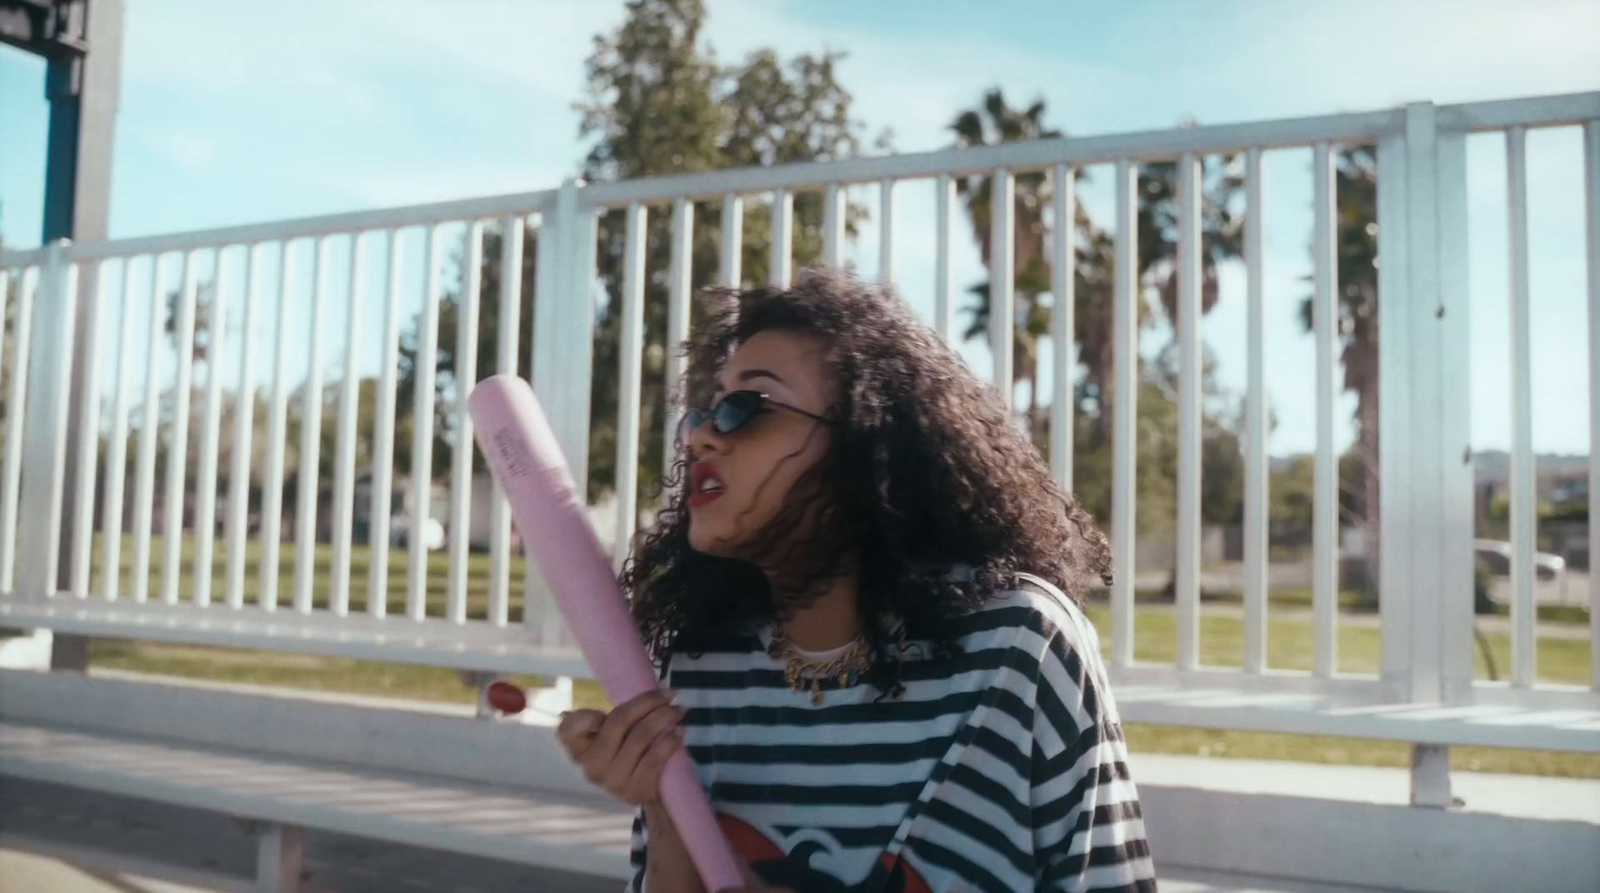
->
xmin=400 ymin=222 xmax=540 ymax=481
xmin=951 ymin=90 xmax=1060 ymax=436
xmin=393 ymin=0 xmax=870 ymax=514
xmin=953 ymin=93 xmax=1243 ymax=443
xmin=578 ymin=0 xmax=867 ymax=505
xmin=953 ymin=91 xmax=1247 ymax=542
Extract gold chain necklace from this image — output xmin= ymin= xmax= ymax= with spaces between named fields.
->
xmin=768 ymin=623 xmax=908 ymax=706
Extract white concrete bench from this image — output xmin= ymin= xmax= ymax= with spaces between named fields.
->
xmin=4 ymin=654 xmax=1597 ymax=893
xmin=0 ymin=666 xmax=636 ymax=891
xmin=4 ymin=600 xmax=1598 ymax=893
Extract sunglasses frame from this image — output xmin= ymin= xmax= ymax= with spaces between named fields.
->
xmin=676 ymin=390 xmax=831 ymax=446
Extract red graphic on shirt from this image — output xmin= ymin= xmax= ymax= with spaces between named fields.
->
xmin=716 ymin=813 xmax=930 ymax=893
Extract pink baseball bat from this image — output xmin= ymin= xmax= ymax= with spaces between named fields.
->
xmin=467 ymin=375 xmax=744 ymax=892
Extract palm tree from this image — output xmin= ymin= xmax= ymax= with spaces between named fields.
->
xmin=953 ymin=93 xmax=1247 ymax=441
xmin=951 ymin=90 xmax=1064 ymax=441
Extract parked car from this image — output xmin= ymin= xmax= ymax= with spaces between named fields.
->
xmin=1473 ymin=539 xmax=1564 ymax=581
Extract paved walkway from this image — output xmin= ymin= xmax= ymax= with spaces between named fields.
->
xmin=0 ymin=846 xmax=1414 ymax=893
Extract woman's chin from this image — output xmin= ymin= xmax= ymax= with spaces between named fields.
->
xmin=688 ymin=525 xmax=736 ymax=557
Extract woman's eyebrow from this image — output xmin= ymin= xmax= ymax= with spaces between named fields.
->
xmin=712 ymin=368 xmax=785 ymax=399
xmin=736 ymin=368 xmax=786 ymax=386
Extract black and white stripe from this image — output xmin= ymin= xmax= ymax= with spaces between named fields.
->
xmin=629 ymin=581 xmax=1157 ymax=892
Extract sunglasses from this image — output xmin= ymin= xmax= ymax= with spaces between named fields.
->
xmin=676 ymin=390 xmax=831 ymax=447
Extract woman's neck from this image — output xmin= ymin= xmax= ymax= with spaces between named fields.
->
xmin=774 ymin=570 xmax=861 ymax=651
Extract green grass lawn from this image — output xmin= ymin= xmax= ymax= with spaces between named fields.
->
xmin=73 ymin=535 xmax=1600 ymax=779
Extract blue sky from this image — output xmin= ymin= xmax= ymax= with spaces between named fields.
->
xmin=1 ymin=0 xmax=1598 ymax=458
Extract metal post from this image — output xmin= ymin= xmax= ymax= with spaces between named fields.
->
xmin=1378 ymin=103 xmax=1476 ymax=806
xmin=39 ymin=0 xmax=123 ymax=671
xmin=1378 ymin=113 xmax=1473 ymax=704
xmin=1410 ymin=744 xmax=1457 ymax=809
xmin=253 ymin=822 xmax=305 ymax=893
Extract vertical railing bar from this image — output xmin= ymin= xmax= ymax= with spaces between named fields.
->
xmin=408 ymin=224 xmax=445 ymax=621
xmin=330 ymin=233 xmax=369 ymax=617
xmin=665 ymin=199 xmax=694 ymax=472
xmin=1176 ymin=152 xmax=1203 ymax=672
xmin=190 ymin=248 xmax=232 ymax=608
xmin=159 ymin=251 xmax=200 ymax=605
xmin=1435 ymin=130 xmax=1475 ymax=705
xmin=990 ymin=168 xmax=1016 ymax=408
xmin=1050 ymin=163 xmax=1076 ymax=491
xmin=19 ymin=246 xmax=76 ymax=597
xmin=492 ymin=216 xmax=524 ymax=627
xmin=1506 ymin=125 xmax=1536 ymax=688
xmin=0 ymin=268 xmax=35 ymax=591
xmin=1243 ymin=147 xmax=1269 ymax=674
xmin=292 ymin=237 xmax=332 ymax=615
xmin=719 ymin=194 xmax=743 ymax=288
xmin=771 ymin=189 xmax=793 ymax=288
xmin=368 ymin=230 xmax=404 ymax=619
xmin=878 ymin=178 xmax=894 ymax=285
xmin=101 ymin=259 xmax=140 ymax=602
xmin=223 ymin=244 xmax=262 ymax=609
xmin=539 ymin=194 xmax=597 ymax=646
xmin=526 ymin=194 xmax=561 ymax=637
xmin=448 ymin=222 xmax=483 ymax=625
xmin=1312 ymin=142 xmax=1340 ymax=678
xmin=191 ymin=247 xmax=232 ymax=607
xmin=1111 ymin=160 xmax=1138 ymax=669
xmin=130 ymin=256 xmax=164 ymax=603
xmin=260 ymin=242 xmax=298 ymax=611
xmin=822 ymin=183 xmax=844 ymax=266
xmin=1584 ymin=119 xmax=1600 ymax=691
xmin=0 ymin=268 xmax=14 ymax=595
xmin=67 ymin=261 xmax=106 ymax=597
xmin=935 ymin=174 xmax=954 ymax=345
xmin=614 ymin=203 xmax=648 ymax=572
xmin=1376 ymin=133 xmax=1415 ymax=699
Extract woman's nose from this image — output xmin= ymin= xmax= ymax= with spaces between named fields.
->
xmin=687 ymin=417 xmax=724 ymax=458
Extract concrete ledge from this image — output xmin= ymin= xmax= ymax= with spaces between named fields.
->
xmin=1136 ymin=754 xmax=1600 ymax=893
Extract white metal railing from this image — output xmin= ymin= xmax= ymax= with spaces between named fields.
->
xmin=0 ymin=92 xmax=1595 ymax=709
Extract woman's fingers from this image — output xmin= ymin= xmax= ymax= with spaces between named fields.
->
xmin=617 ymin=726 xmax=685 ymax=803
xmin=556 ymin=709 xmax=604 ymax=758
xmin=556 ymin=689 xmax=685 ymax=802
xmin=610 ymin=702 xmax=686 ymax=781
xmin=587 ymin=689 xmax=676 ymax=766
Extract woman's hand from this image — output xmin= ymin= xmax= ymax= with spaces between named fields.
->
xmin=556 ymin=689 xmax=687 ymax=805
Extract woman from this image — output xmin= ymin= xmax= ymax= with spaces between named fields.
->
xmin=557 ymin=268 xmax=1156 ymax=893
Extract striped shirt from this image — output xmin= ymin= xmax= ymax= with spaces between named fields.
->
xmin=628 ymin=577 xmax=1157 ymax=892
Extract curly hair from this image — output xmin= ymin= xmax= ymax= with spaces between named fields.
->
xmin=621 ymin=266 xmax=1111 ymax=700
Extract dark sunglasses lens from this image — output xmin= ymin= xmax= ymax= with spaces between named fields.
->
xmin=712 ymin=392 xmax=764 ymax=434
xmin=680 ymin=392 xmax=765 ymax=446
xmin=677 ymin=409 xmax=709 ymax=446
